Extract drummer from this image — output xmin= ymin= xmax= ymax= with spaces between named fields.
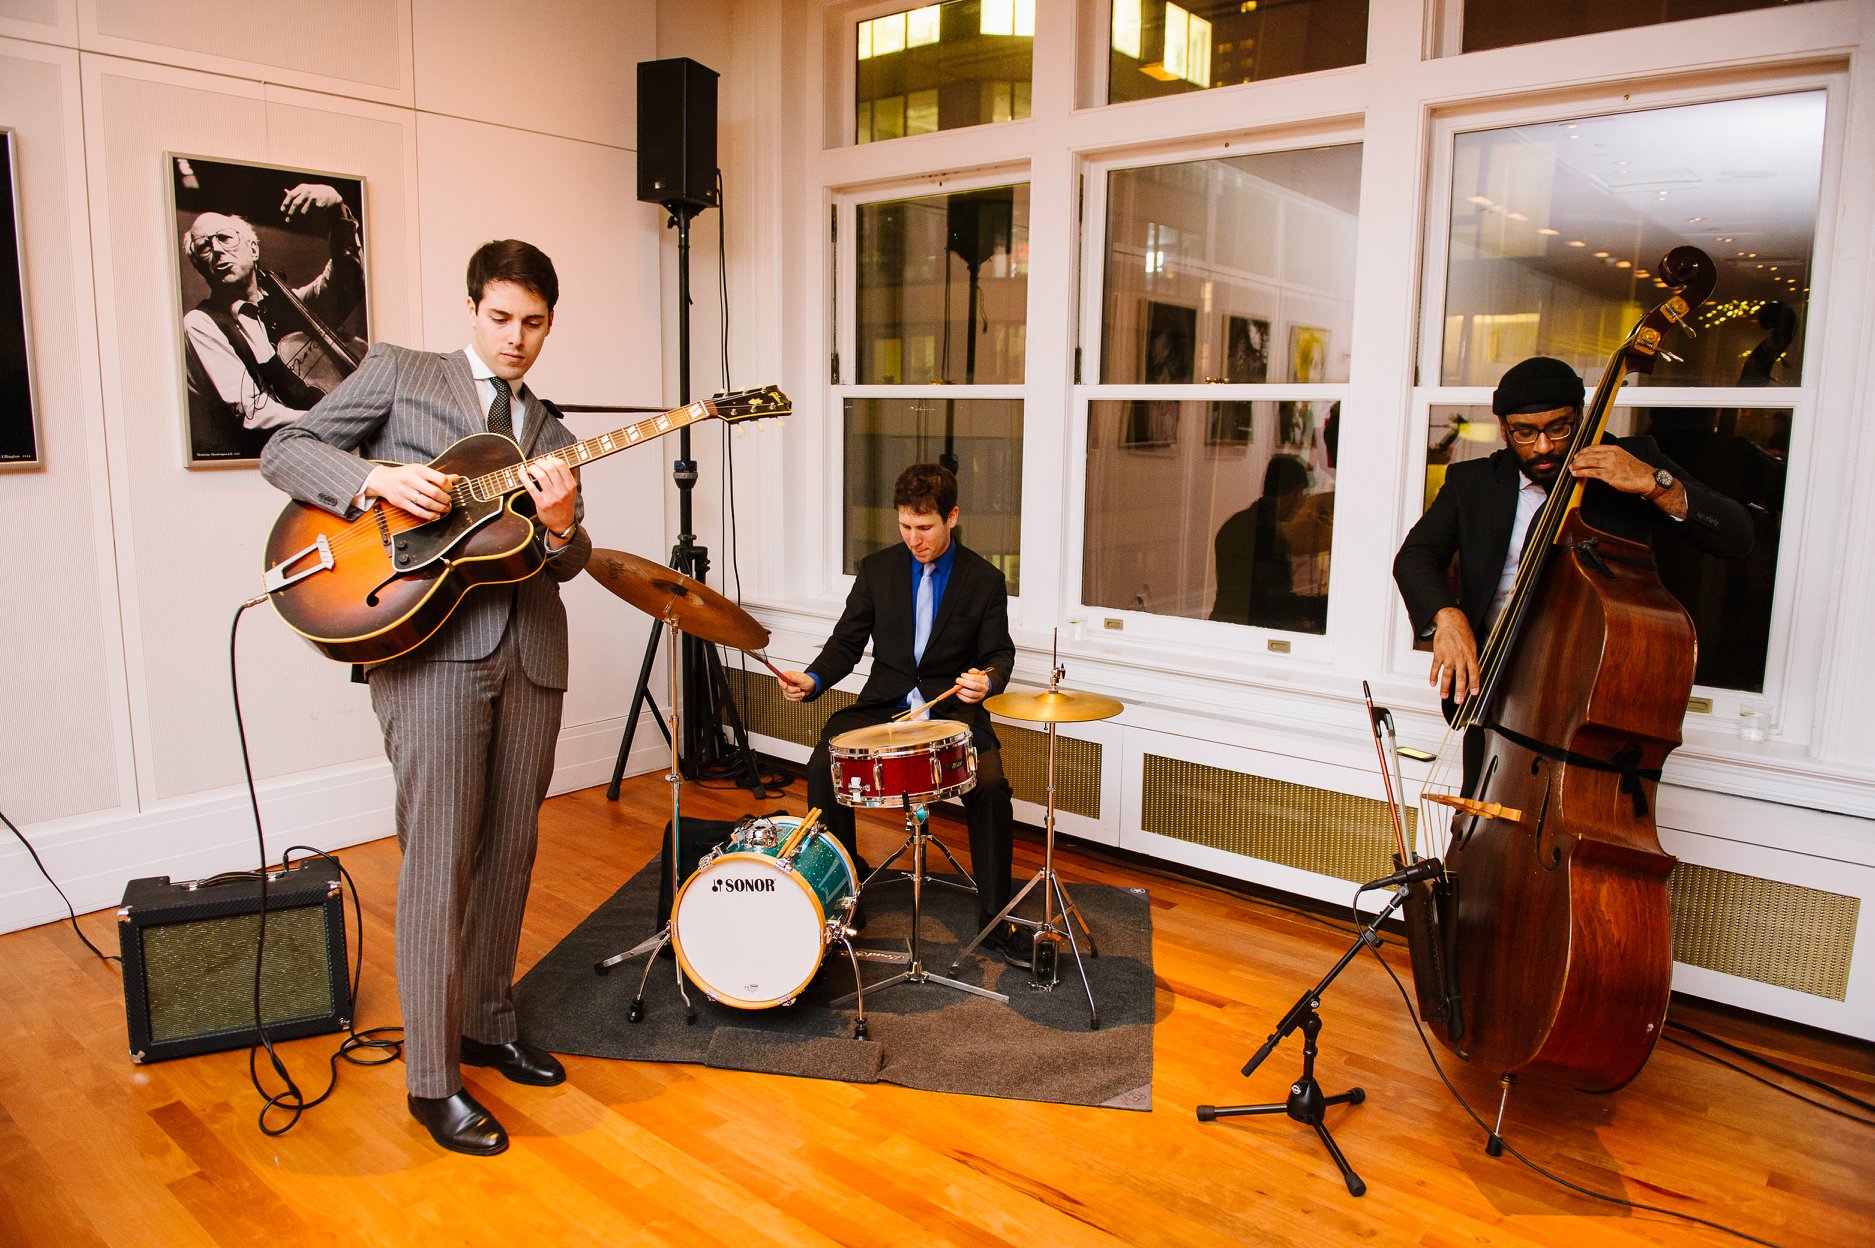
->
xmin=777 ymin=463 xmax=1024 ymax=963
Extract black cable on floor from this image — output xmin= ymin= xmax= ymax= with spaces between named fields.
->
xmin=1662 ymin=1026 xmax=1875 ymax=1127
xmin=0 ymin=805 xmax=120 ymax=964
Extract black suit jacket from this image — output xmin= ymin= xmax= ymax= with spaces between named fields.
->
xmin=1394 ymin=435 xmax=1754 ymax=639
xmin=805 ymin=539 xmax=1017 ymax=748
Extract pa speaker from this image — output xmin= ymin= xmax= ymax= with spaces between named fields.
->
xmin=117 ymin=858 xmax=352 ymax=1063
xmin=637 ymin=57 xmax=719 ymax=210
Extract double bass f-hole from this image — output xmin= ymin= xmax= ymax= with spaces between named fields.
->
xmin=1528 ymin=758 xmax=1560 ymax=872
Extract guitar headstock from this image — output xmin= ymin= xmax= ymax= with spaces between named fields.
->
xmin=1623 ymin=246 xmax=1717 ymax=378
xmin=709 ymin=385 xmax=791 ymax=423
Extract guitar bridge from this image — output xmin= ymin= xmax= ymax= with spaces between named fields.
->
xmin=261 ymin=534 xmax=334 ymax=594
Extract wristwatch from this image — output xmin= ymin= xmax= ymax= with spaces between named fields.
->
xmin=1643 ymin=467 xmax=1674 ymax=501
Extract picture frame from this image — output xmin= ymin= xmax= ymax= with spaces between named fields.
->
xmin=0 ymin=129 xmax=38 ymax=469
xmin=1206 ymin=400 xmax=1253 ymax=448
xmin=1289 ymin=323 xmax=1328 ymax=383
xmin=170 ymin=154 xmax=370 ymax=466
xmin=1122 ymin=399 xmax=1179 ymax=450
xmin=1223 ymin=314 xmax=1269 ymax=384
xmin=1141 ymin=298 xmax=1197 ymax=384
xmin=1278 ymin=400 xmax=1315 ymax=450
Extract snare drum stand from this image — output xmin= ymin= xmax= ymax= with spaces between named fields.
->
xmin=834 ymin=792 xmax=1008 ymax=1008
xmin=863 ymin=802 xmax=977 ymax=896
xmin=593 ymin=613 xmax=696 ymax=1025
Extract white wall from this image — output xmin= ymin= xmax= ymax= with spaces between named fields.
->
xmin=0 ymin=0 xmax=675 ymax=932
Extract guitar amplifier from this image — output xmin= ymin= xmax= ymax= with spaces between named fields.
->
xmin=117 ymin=858 xmax=353 ymax=1063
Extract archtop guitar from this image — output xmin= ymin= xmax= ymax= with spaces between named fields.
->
xmin=260 ymin=385 xmax=788 ymax=663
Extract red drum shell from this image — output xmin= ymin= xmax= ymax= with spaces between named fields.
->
xmin=828 ymin=719 xmax=977 ymax=807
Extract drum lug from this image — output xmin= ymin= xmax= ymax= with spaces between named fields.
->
xmin=780 ymin=994 xmax=799 ymax=1007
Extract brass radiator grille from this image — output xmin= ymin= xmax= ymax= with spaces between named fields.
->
xmin=1140 ymin=754 xmax=1404 ymax=884
xmin=994 ymin=724 xmax=1102 ymax=818
xmin=724 ymin=667 xmax=853 ymax=747
xmin=1669 ymin=863 xmax=1858 ymax=1001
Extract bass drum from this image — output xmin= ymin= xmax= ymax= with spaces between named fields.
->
xmin=670 ymin=815 xmax=858 ymax=1008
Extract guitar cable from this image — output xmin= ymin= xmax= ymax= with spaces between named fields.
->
xmin=0 ymin=805 xmax=120 ymax=965
xmin=227 ymin=600 xmax=403 ymax=1135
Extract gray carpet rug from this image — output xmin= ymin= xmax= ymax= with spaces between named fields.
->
xmin=515 ymin=859 xmax=1155 ymax=1109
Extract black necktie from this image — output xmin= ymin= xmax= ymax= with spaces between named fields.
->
xmin=486 ymin=376 xmax=514 ymax=440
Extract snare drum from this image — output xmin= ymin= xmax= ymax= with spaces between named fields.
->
xmin=828 ymin=718 xmax=977 ymax=808
xmin=670 ymin=814 xmax=858 ymax=1008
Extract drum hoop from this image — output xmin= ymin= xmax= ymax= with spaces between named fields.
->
xmin=828 ymin=729 xmax=972 ymax=762
xmin=668 ymin=845 xmax=853 ymax=1010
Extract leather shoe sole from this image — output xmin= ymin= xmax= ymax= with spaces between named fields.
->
xmin=408 ymin=1090 xmax=508 ymax=1156
xmin=460 ymin=1037 xmax=566 ymax=1087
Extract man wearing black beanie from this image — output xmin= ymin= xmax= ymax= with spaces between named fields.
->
xmin=1394 ymin=355 xmax=1753 ymax=722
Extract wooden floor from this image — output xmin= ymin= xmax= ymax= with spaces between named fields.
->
xmin=2 ymin=773 xmax=1870 ymax=1248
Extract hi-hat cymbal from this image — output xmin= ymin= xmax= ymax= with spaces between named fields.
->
xmin=984 ymin=686 xmax=1123 ymax=723
xmin=586 ymin=548 xmax=769 ymax=651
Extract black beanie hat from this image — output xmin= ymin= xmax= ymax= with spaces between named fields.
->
xmin=1493 ymin=356 xmax=1584 ymax=417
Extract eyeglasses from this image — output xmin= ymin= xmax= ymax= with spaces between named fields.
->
xmin=187 ymin=230 xmax=248 ymax=257
xmin=1506 ymin=418 xmax=1575 ymax=446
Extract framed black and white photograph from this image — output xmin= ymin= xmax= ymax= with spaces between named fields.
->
xmin=0 ymin=129 xmax=37 ymax=469
xmin=1278 ymin=399 xmax=1316 ymax=450
xmin=170 ymin=154 xmax=370 ymax=466
xmin=1206 ymin=400 xmax=1254 ymax=448
xmin=1223 ymin=314 xmax=1269 ymax=384
xmin=1140 ymin=298 xmax=1197 ymax=384
xmin=1122 ymin=400 xmax=1179 ymax=450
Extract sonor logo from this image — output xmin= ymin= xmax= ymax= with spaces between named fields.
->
xmin=712 ymin=877 xmax=776 ymax=894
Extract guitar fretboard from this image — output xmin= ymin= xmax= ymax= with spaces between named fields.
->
xmin=461 ymin=401 xmax=713 ymax=503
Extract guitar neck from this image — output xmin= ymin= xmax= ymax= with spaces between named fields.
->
xmin=464 ymin=400 xmax=720 ymax=501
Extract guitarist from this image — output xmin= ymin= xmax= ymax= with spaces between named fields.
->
xmin=259 ymin=240 xmax=590 ymax=1158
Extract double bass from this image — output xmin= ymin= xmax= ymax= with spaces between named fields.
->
xmin=1407 ymin=247 xmax=1718 ymax=1092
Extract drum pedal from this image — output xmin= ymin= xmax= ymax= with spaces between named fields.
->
xmin=1029 ymin=931 xmax=1062 ymax=989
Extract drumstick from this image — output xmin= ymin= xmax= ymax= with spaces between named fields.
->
xmin=893 ymin=682 xmax=963 ymax=722
xmin=778 ymin=807 xmax=820 ymax=859
xmin=751 ymin=650 xmax=790 ymax=681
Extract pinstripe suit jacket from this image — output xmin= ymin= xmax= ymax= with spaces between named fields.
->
xmin=259 ymin=343 xmax=592 ymax=688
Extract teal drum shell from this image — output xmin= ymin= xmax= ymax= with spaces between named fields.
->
xmin=723 ymin=815 xmax=858 ymax=923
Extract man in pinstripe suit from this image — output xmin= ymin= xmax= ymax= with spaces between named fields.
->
xmin=260 ymin=240 xmax=590 ymax=1156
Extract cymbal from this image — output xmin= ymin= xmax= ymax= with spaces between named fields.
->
xmin=585 ymin=548 xmax=769 ymax=651
xmin=984 ymin=686 xmax=1123 ymax=723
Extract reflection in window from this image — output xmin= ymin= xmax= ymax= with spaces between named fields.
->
xmin=1455 ymin=0 xmax=1814 ymax=56
xmin=856 ymin=1 xmax=1033 ymax=145
xmin=1084 ymin=400 xmax=1338 ymax=632
xmin=1441 ymin=92 xmax=1825 ymax=388
xmin=1103 ymin=146 xmax=1362 ymax=384
xmin=856 ymin=185 xmax=1029 ymax=385
xmin=1108 ymin=0 xmax=1367 ymax=103
xmin=1422 ymin=404 xmax=1786 ymax=691
xmin=844 ymin=397 xmax=1024 ymax=591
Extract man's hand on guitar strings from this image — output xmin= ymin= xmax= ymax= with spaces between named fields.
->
xmin=364 ymin=462 xmax=457 ymax=521
xmin=520 ymin=455 xmax=578 ymax=538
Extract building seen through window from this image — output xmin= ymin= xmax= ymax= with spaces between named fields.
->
xmin=856 ymin=1 xmax=1034 ymax=144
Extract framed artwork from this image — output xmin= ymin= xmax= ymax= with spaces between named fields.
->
xmin=1278 ymin=400 xmax=1316 ymax=450
xmin=1206 ymin=400 xmax=1253 ymax=448
xmin=1223 ymin=315 xmax=1269 ymax=384
xmin=1141 ymin=298 xmax=1197 ymax=384
xmin=170 ymin=154 xmax=370 ymax=466
xmin=1289 ymin=323 xmax=1328 ymax=383
xmin=1122 ymin=400 xmax=1179 ymax=449
xmin=0 ymin=129 xmax=37 ymax=469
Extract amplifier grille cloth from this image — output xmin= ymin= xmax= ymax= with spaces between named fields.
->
xmin=141 ymin=906 xmax=336 ymax=1043
xmin=1668 ymin=863 xmax=1857 ymax=1001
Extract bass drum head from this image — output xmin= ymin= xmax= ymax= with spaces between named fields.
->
xmin=670 ymin=852 xmax=828 ymax=1008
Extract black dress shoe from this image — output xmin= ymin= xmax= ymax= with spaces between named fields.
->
xmin=984 ymin=919 xmax=1031 ymax=969
xmin=459 ymin=1036 xmax=566 ymax=1086
xmin=408 ymin=1089 xmax=508 ymax=1156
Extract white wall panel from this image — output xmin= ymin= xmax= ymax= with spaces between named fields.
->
xmin=0 ymin=42 xmax=124 ymax=825
xmin=413 ymin=110 xmax=666 ymax=738
xmin=87 ymin=0 xmax=408 ymax=97
xmin=412 ymin=0 xmax=652 ymax=149
xmin=0 ymin=0 xmax=68 ymax=39
xmin=84 ymin=64 xmax=417 ymax=802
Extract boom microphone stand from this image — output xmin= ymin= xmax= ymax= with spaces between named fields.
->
xmin=606 ymin=197 xmax=768 ymax=801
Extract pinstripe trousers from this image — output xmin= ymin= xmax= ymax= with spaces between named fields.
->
xmin=368 ymin=619 xmax=564 ymax=1098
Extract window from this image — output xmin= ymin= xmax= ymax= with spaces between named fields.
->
xmin=1107 ymin=0 xmax=1368 ymax=104
xmin=855 ymin=1 xmax=1034 ymax=145
xmin=1451 ymin=0 xmax=1815 ymax=57
xmin=1083 ymin=145 xmax=1359 ymax=632
xmin=1440 ymin=92 xmax=1825 ymax=388
xmin=841 ymin=182 xmax=1030 ymax=589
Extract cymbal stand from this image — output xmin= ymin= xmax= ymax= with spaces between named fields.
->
xmin=834 ymin=792 xmax=1008 ymax=1009
xmin=592 ymin=613 xmax=695 ymax=1025
xmin=953 ymin=664 xmax=1100 ymax=1027
xmin=864 ymin=802 xmax=977 ymax=895
xmin=1195 ymin=886 xmax=1406 ymax=1198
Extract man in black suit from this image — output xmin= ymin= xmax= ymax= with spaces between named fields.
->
xmin=779 ymin=464 xmax=1021 ymax=961
xmin=1394 ymin=356 xmax=1753 ymax=757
